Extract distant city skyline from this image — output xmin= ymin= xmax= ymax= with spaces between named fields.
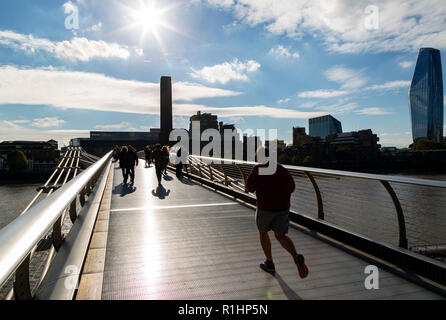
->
xmin=1 ymin=0 xmax=446 ymax=148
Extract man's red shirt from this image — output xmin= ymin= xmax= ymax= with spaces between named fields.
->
xmin=246 ymin=163 xmax=295 ymax=212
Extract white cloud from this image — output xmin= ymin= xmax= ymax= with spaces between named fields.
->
xmin=367 ymin=80 xmax=411 ymax=91
xmin=0 ymin=30 xmax=130 ymax=61
xmin=0 ymin=65 xmax=324 ymax=120
xmin=297 ymin=101 xmax=318 ymax=109
xmin=12 ymin=120 xmax=30 ymax=124
xmin=31 ymin=117 xmax=65 ymax=128
xmin=94 ymin=122 xmax=132 ymax=130
xmin=190 ymin=58 xmax=261 ymax=84
xmin=134 ymin=48 xmax=144 ymax=56
xmin=269 ymin=45 xmax=300 ymax=59
xmin=399 ymin=61 xmax=414 ymax=69
xmin=324 ymin=65 xmax=367 ymax=89
xmin=355 ymin=107 xmax=393 ymax=115
xmin=86 ymin=22 xmax=103 ymax=32
xmin=277 ymin=98 xmax=290 ymax=104
xmin=379 ymin=132 xmax=413 ymax=147
xmin=0 ymin=121 xmax=89 ymax=147
xmin=316 ymin=102 xmax=358 ymax=115
xmin=173 ymin=116 xmax=189 ymax=128
xmin=298 ymin=89 xmax=349 ymax=99
xmin=202 ymin=0 xmax=446 ymax=53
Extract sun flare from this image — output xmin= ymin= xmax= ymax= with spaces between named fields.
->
xmin=133 ymin=5 xmax=162 ymax=33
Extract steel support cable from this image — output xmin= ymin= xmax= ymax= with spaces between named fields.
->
xmin=5 ymin=149 xmax=74 ymax=299
xmin=7 ymin=148 xmax=86 ymax=299
xmin=19 ymin=150 xmax=73 ymax=216
xmin=1 ymin=150 xmax=112 ymax=299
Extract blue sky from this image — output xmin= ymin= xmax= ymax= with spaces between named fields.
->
xmin=0 ymin=0 xmax=445 ymax=147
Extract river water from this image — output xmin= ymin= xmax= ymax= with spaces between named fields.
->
xmin=0 ymin=183 xmax=42 ymax=230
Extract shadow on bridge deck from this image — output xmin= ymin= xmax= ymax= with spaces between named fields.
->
xmin=77 ymin=163 xmax=443 ymax=300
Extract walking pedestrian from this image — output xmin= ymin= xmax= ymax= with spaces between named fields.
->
xmin=246 ymin=147 xmax=309 ymax=278
xmin=161 ymin=146 xmax=169 ymax=175
xmin=123 ymin=145 xmax=138 ymax=184
xmin=118 ymin=146 xmax=127 ymax=183
xmin=151 ymin=144 xmax=165 ymax=185
xmin=144 ymin=146 xmax=152 ymax=167
xmin=175 ymin=148 xmax=183 ymax=179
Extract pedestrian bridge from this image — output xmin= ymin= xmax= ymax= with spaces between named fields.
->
xmin=0 ymin=148 xmax=445 ymax=300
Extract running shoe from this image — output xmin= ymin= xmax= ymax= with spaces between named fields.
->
xmin=294 ymin=254 xmax=309 ymax=279
xmin=259 ymin=260 xmax=275 ymax=273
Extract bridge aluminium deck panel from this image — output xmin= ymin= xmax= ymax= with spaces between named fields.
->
xmin=98 ymin=164 xmax=443 ymax=300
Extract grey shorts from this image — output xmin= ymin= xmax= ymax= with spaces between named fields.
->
xmin=256 ymin=209 xmax=290 ymax=234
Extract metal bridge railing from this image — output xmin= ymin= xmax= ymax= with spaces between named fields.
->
xmin=0 ymin=149 xmax=112 ymax=299
xmin=185 ymin=155 xmax=446 ymax=261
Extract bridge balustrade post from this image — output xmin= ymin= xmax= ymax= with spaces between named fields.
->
xmin=304 ymin=172 xmax=324 ymax=220
xmin=69 ymin=200 xmax=77 ymax=223
xmin=80 ymin=188 xmax=86 ymax=207
xmin=380 ymin=180 xmax=408 ymax=249
xmin=52 ymin=215 xmax=64 ymax=251
xmin=235 ymin=164 xmax=247 ymax=192
xmin=208 ymin=165 xmax=214 ymax=181
xmin=219 ymin=163 xmax=229 ymax=186
xmin=198 ymin=163 xmax=203 ymax=177
xmin=13 ymin=254 xmax=32 ymax=300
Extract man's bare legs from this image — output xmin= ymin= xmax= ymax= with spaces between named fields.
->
xmin=259 ymin=231 xmax=309 ymax=278
xmin=274 ymin=232 xmax=297 ymax=257
xmin=259 ymin=231 xmax=272 ymax=261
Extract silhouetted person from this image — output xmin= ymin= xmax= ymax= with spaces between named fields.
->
xmin=161 ymin=146 xmax=169 ymax=175
xmin=175 ymin=149 xmax=183 ymax=179
xmin=246 ymin=147 xmax=309 ymax=279
xmin=144 ymin=146 xmax=152 ymax=167
xmin=151 ymin=144 xmax=164 ymax=185
xmin=123 ymin=145 xmax=138 ymax=184
xmin=118 ymin=146 xmax=127 ymax=183
xmin=112 ymin=145 xmax=120 ymax=163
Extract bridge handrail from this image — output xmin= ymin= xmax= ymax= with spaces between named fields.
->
xmin=186 ymin=154 xmax=446 ymax=250
xmin=0 ymin=151 xmax=113 ymax=289
xmin=187 ymin=154 xmax=446 ymax=189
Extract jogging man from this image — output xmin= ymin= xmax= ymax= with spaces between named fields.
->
xmin=246 ymin=147 xmax=309 ymax=278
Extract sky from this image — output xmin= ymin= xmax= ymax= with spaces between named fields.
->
xmin=0 ymin=0 xmax=446 ymax=148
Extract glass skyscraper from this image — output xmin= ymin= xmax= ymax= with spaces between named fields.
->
xmin=309 ymin=115 xmax=343 ymax=137
xmin=409 ymin=48 xmax=444 ymax=143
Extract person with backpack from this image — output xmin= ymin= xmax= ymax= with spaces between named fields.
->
xmin=246 ymin=147 xmax=309 ymax=279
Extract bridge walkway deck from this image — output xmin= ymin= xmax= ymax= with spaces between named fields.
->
xmin=77 ymin=163 xmax=444 ymax=300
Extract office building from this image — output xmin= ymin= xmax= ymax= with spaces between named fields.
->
xmin=309 ymin=115 xmax=343 ymax=137
xmin=409 ymin=48 xmax=444 ymax=143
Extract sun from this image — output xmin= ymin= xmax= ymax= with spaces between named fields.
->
xmin=116 ymin=0 xmax=188 ymax=57
xmin=132 ymin=4 xmax=162 ymax=33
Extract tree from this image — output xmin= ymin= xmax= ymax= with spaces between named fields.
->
xmin=414 ymin=139 xmax=446 ymax=150
xmin=336 ymin=145 xmax=353 ymax=160
xmin=291 ymin=155 xmax=301 ymax=165
xmin=303 ymin=155 xmax=312 ymax=165
xmin=7 ymin=150 xmax=29 ymax=171
xmin=278 ymin=153 xmax=292 ymax=164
